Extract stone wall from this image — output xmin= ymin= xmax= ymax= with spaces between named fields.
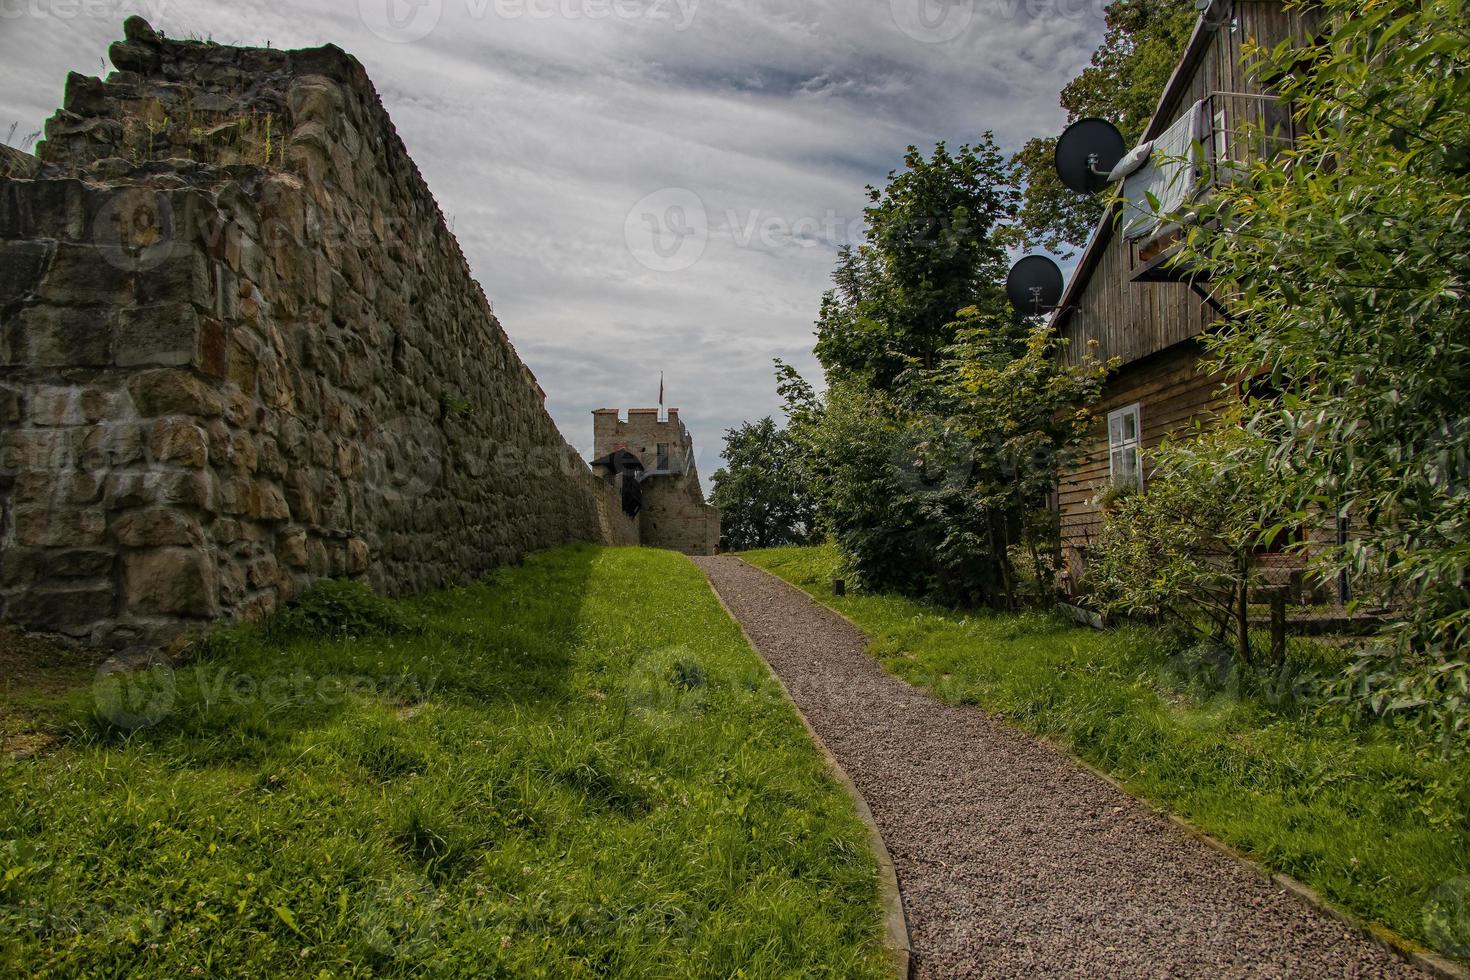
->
xmin=0 ymin=18 xmax=636 ymax=648
xmin=592 ymin=407 xmax=720 ymax=556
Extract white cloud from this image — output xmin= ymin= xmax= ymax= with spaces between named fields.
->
xmin=0 ymin=0 xmax=1106 ymax=470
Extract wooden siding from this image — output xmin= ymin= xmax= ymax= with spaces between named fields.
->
xmin=1058 ymin=1 xmax=1315 ymax=371
xmin=1058 ymin=341 xmax=1234 ymax=583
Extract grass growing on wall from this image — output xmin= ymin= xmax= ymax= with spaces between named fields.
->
xmin=742 ymin=543 xmax=1470 ymax=963
xmin=0 ymin=547 xmax=889 ymax=978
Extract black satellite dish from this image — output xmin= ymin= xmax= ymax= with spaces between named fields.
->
xmin=1006 ymin=255 xmax=1065 ymax=317
xmin=1054 ymin=117 xmax=1127 ymax=194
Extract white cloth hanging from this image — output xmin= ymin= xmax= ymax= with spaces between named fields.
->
xmin=1119 ymin=99 xmax=1210 ymax=241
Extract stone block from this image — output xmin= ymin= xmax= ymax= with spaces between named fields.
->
xmin=212 ymin=518 xmax=241 ymax=544
xmin=62 ymin=470 xmax=105 ymax=505
xmin=79 ymin=386 xmax=124 ymax=423
xmin=62 ymin=72 xmax=108 ymax=117
xmin=306 ymin=538 xmax=330 ymax=576
xmin=26 ymin=386 xmax=77 ymax=427
xmin=9 ymin=306 xmax=112 ymax=368
xmin=127 ymin=369 xmax=222 ymax=418
xmin=37 ymin=243 xmax=131 ymax=306
xmin=116 ymin=303 xmax=201 ymax=368
xmin=218 ymin=475 xmax=254 ymax=516
xmin=278 ymin=528 xmax=308 ymax=568
xmin=148 ymin=418 xmax=208 ymax=468
xmin=135 ymin=248 xmax=209 ymax=307
xmin=256 ymin=435 xmax=285 ymax=478
xmin=0 ymin=548 xmax=38 ymax=589
xmin=346 ymin=536 xmax=370 ymax=574
xmin=108 ymin=39 xmax=160 ymax=75
xmin=42 ymin=548 xmax=114 ymax=581
xmin=0 ymin=386 xmax=20 ymax=423
xmin=200 ymin=317 xmax=228 ymax=377
xmin=113 ymin=508 xmax=203 ymax=547
xmin=217 ymin=560 xmax=246 ymax=605
xmin=124 ymin=548 xmax=218 ymax=618
xmin=228 ymin=429 xmax=259 ymax=472
xmin=0 ymin=241 xmax=53 ymax=307
xmin=6 ymin=587 xmax=114 ymax=635
xmin=256 ymin=481 xmax=290 ymax=521
xmin=161 ymin=471 xmax=214 ymax=511
xmin=246 ymin=555 xmax=279 ymax=589
xmin=12 ymin=506 xmax=105 ymax=547
xmin=81 ymin=423 xmax=143 ymax=468
xmin=227 ymin=334 xmax=259 ymax=394
xmin=237 ymin=591 xmax=278 ymax=622
xmin=282 ymin=481 xmax=317 ymax=525
xmin=103 ymin=471 xmax=159 ymax=511
xmin=12 ymin=469 xmax=101 ymax=506
xmin=0 ymin=180 xmax=87 ymax=241
xmin=122 ymin=14 xmax=160 ymax=42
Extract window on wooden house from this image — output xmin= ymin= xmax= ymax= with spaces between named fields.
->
xmin=1108 ymin=404 xmax=1143 ymax=490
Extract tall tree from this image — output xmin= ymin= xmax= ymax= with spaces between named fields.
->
xmin=709 ymin=417 xmax=816 ymax=551
xmin=1010 ymin=0 xmax=1199 ymax=256
xmin=815 ymin=138 xmax=1015 ymax=388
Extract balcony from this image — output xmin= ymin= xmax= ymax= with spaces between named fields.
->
xmin=1119 ymin=91 xmax=1298 ymax=283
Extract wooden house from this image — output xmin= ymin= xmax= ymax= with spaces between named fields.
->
xmin=1050 ymin=0 xmax=1318 ymax=595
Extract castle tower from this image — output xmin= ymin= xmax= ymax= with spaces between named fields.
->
xmin=591 ymin=409 xmax=720 ymax=556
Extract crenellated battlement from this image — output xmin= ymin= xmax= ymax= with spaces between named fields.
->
xmin=590 ymin=406 xmax=718 ymax=555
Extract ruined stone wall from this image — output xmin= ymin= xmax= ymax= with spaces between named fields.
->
xmin=0 ymin=19 xmax=636 ymax=648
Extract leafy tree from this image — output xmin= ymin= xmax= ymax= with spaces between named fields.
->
xmin=1010 ymin=0 xmax=1198 ymax=256
xmin=815 ymin=139 xmax=1015 ymax=388
xmin=1179 ymin=0 xmax=1470 ymax=748
xmin=709 ymin=417 xmax=816 ymax=551
xmin=786 ymin=132 xmax=1114 ymax=606
xmin=782 ymin=313 xmax=1107 ymax=607
xmin=929 ymin=309 xmax=1109 ymax=603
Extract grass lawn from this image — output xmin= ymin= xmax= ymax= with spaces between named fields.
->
xmin=0 ymin=546 xmax=890 ymax=978
xmin=742 ymin=543 xmax=1470 ymax=963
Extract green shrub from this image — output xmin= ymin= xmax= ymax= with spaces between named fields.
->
xmin=266 ymin=579 xmax=419 ymax=641
xmin=1088 ymin=427 xmax=1288 ymax=665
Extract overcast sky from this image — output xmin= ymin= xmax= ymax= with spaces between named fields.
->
xmin=1 ymin=0 xmax=1108 ymax=476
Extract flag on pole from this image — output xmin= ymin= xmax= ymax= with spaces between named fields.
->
xmin=659 ymin=372 xmax=664 ymax=408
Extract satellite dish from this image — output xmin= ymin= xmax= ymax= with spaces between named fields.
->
xmin=1006 ymin=255 xmax=1064 ymax=317
xmin=1054 ymin=117 xmax=1127 ymax=194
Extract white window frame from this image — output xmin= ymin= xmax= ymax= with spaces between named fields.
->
xmin=1108 ymin=403 xmax=1144 ymax=490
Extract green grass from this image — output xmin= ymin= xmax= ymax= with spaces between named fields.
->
xmin=0 ymin=546 xmax=889 ymax=978
xmin=743 ymin=543 xmax=1470 ymax=962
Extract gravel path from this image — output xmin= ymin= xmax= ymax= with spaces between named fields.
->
xmin=695 ymin=556 xmax=1424 ymax=980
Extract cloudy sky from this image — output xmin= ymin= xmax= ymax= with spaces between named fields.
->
xmin=1 ymin=0 xmax=1108 ymax=476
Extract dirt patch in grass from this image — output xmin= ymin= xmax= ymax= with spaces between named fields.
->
xmin=0 ymin=627 xmax=104 ymax=758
